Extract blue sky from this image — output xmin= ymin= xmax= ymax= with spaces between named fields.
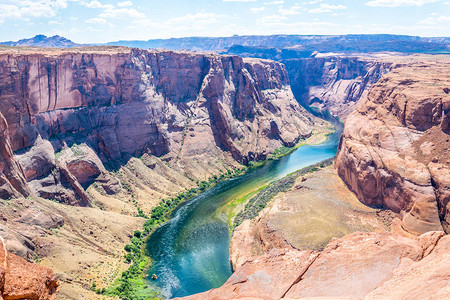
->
xmin=0 ymin=0 xmax=449 ymax=43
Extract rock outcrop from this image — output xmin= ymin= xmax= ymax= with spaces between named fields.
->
xmin=0 ymin=47 xmax=315 ymax=204
xmin=0 ymin=236 xmax=59 ymax=300
xmin=178 ymin=231 xmax=450 ymax=300
xmin=336 ymin=60 xmax=450 ymax=235
xmin=0 ymin=112 xmax=30 ymax=199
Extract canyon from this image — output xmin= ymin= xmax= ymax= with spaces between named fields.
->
xmin=0 ymin=41 xmax=448 ymax=300
xmin=178 ymin=58 xmax=450 ymax=300
xmin=0 ymin=46 xmax=317 ymax=202
xmin=0 ymin=46 xmax=321 ymax=298
xmin=284 ymin=54 xmax=395 ymax=119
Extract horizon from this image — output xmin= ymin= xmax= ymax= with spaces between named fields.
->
xmin=4 ymin=32 xmax=450 ymax=45
xmin=4 ymin=32 xmax=450 ymax=44
xmin=0 ymin=1 xmax=449 ymax=44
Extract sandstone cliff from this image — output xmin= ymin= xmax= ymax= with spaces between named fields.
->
xmin=0 ymin=47 xmax=315 ymax=204
xmin=0 ymin=112 xmax=30 ymax=199
xmin=336 ymin=60 xmax=450 ymax=235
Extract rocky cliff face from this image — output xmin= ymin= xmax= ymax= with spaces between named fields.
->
xmin=284 ymin=54 xmax=394 ymax=119
xmin=0 ymin=112 xmax=30 ymax=199
xmin=336 ymin=60 xmax=450 ymax=235
xmin=0 ymin=47 xmax=315 ymax=204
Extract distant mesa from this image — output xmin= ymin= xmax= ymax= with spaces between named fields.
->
xmin=0 ymin=34 xmax=80 ymax=48
xmin=1 ymin=34 xmax=449 ymax=54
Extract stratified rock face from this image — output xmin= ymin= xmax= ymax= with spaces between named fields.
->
xmin=0 ymin=112 xmax=30 ymax=199
xmin=0 ymin=48 xmax=311 ymax=160
xmin=285 ymin=55 xmax=393 ymax=119
xmin=336 ymin=61 xmax=450 ymax=235
xmin=0 ymin=47 xmax=314 ymax=203
xmin=0 ymin=236 xmax=59 ymax=299
xmin=177 ymin=231 xmax=450 ymax=300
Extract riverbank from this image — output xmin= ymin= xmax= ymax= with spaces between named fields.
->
xmin=229 ymin=162 xmax=393 ymax=270
xmin=105 ymin=120 xmax=337 ymax=299
xmin=105 ymin=166 xmax=248 ymax=299
xmin=142 ymin=121 xmax=340 ymax=298
xmin=222 ymin=123 xmax=337 ymax=227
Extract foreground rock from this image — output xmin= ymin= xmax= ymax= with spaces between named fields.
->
xmin=178 ymin=231 xmax=449 ymax=300
xmin=0 ymin=236 xmax=59 ymax=299
xmin=336 ymin=60 xmax=450 ymax=234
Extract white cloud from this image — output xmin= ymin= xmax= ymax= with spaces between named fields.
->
xmin=264 ymin=1 xmax=285 ymax=5
xmin=305 ymin=0 xmax=323 ymax=4
xmin=83 ymin=0 xmax=108 ymax=8
xmin=99 ymin=7 xmax=145 ymax=19
xmin=419 ymin=14 xmax=450 ymax=25
xmin=254 ymin=17 xmax=337 ymax=35
xmin=365 ymin=0 xmax=441 ymax=7
xmin=117 ymin=1 xmax=132 ymax=7
xmin=279 ymin=4 xmax=303 ymax=15
xmin=86 ymin=17 xmax=108 ymax=24
xmin=165 ymin=13 xmax=225 ymax=26
xmin=131 ymin=12 xmax=231 ymax=39
xmin=257 ymin=14 xmax=288 ymax=25
xmin=309 ymin=3 xmax=346 ymax=13
xmin=250 ymin=7 xmax=265 ymax=13
xmin=81 ymin=0 xmax=144 ymax=22
xmin=49 ymin=20 xmax=63 ymax=25
xmin=0 ymin=1 xmax=65 ymax=21
xmin=223 ymin=0 xmax=256 ymax=2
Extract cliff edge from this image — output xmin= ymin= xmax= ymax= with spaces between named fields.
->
xmin=336 ymin=60 xmax=450 ymax=235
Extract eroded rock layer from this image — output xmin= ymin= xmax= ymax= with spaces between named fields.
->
xmin=336 ymin=60 xmax=450 ymax=235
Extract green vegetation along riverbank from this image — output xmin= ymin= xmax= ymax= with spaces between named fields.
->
xmin=233 ymin=158 xmax=335 ymax=230
xmin=105 ymin=166 xmax=248 ymax=299
xmin=106 ymin=125 xmax=337 ymax=299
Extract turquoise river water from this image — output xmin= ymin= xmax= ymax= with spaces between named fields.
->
xmin=146 ymin=128 xmax=341 ymax=298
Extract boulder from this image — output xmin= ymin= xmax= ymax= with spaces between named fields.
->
xmin=0 ymin=236 xmax=59 ymax=300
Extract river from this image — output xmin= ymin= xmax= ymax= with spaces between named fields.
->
xmin=146 ymin=127 xmax=341 ymax=298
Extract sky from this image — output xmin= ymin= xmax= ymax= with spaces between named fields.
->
xmin=0 ymin=0 xmax=449 ymax=43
